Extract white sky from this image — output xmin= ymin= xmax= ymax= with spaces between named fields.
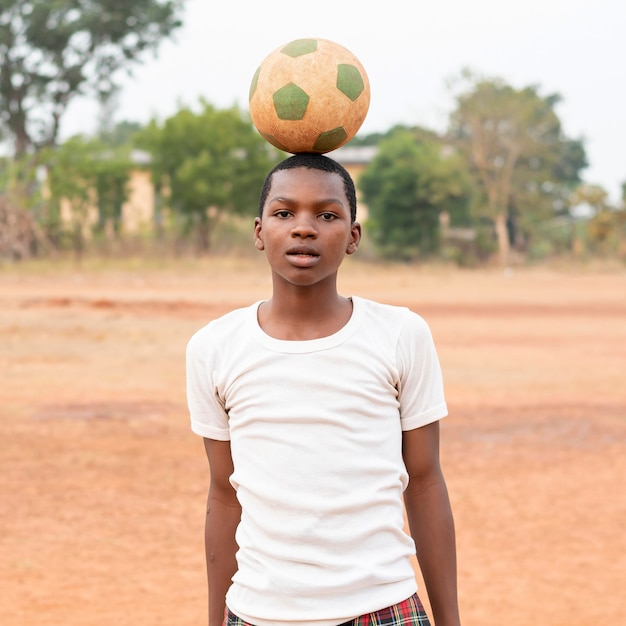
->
xmin=63 ymin=0 xmax=626 ymax=202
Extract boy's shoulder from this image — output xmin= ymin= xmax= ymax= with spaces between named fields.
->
xmin=187 ymin=301 xmax=259 ymax=349
xmin=355 ymin=296 xmax=430 ymax=331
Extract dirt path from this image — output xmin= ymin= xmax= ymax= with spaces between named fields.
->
xmin=1 ymin=260 xmax=625 ymax=626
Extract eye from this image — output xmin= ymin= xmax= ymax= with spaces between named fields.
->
xmin=273 ymin=210 xmax=291 ymax=218
xmin=319 ymin=212 xmax=337 ymax=221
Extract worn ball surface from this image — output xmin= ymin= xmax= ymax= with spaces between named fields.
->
xmin=249 ymin=38 xmax=370 ymax=154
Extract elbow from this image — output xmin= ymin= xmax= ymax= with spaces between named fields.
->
xmin=405 ymin=466 xmax=446 ymax=497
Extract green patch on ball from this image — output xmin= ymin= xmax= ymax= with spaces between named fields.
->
xmin=249 ymin=67 xmax=261 ymax=101
xmin=313 ymin=128 xmax=349 ymax=153
xmin=336 ymin=64 xmax=365 ymax=101
xmin=273 ymin=83 xmax=310 ymax=121
xmin=281 ymin=39 xmax=318 ymax=58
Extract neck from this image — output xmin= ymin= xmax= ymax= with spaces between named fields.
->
xmin=259 ymin=280 xmax=352 ymax=340
xmin=272 ymin=277 xmax=341 ymax=311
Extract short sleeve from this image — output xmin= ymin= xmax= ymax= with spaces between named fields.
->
xmin=396 ymin=312 xmax=448 ymax=431
xmin=186 ymin=329 xmax=231 ymax=440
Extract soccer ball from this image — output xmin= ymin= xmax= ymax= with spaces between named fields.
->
xmin=249 ymin=38 xmax=371 ymax=154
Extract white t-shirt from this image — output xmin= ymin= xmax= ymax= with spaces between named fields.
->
xmin=186 ymin=296 xmax=448 ymax=626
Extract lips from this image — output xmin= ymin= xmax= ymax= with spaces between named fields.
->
xmin=286 ymin=246 xmax=320 ymax=267
xmin=286 ymin=246 xmax=319 ymax=258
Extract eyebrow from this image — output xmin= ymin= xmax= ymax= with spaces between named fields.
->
xmin=268 ymin=196 xmax=346 ymax=207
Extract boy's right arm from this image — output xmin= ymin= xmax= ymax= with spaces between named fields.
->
xmin=203 ymin=438 xmax=241 ymax=626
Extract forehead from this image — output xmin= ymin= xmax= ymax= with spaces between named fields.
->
xmin=268 ymin=167 xmax=347 ymax=201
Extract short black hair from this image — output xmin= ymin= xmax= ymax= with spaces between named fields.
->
xmin=258 ymin=153 xmax=357 ymax=222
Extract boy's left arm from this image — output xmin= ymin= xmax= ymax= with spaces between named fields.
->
xmin=402 ymin=420 xmax=461 ymax=626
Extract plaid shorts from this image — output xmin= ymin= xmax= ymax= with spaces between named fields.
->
xmin=225 ymin=593 xmax=431 ymax=626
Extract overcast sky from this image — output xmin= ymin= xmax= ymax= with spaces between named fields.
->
xmin=63 ymin=0 xmax=626 ymax=202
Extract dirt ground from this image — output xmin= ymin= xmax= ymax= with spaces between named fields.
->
xmin=1 ymin=257 xmax=625 ymax=626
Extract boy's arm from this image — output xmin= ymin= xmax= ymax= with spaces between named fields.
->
xmin=402 ymin=421 xmax=461 ymax=626
xmin=203 ymin=438 xmax=241 ymax=626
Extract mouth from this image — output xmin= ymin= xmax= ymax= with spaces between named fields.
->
xmin=286 ymin=247 xmax=320 ymax=267
xmin=286 ymin=246 xmax=319 ymax=257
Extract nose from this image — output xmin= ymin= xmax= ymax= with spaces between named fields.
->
xmin=291 ymin=214 xmax=317 ymax=238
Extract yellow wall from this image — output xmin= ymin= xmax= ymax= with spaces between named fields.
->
xmin=122 ymin=169 xmax=155 ymax=232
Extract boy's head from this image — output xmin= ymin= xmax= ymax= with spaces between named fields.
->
xmin=258 ymin=153 xmax=357 ymax=223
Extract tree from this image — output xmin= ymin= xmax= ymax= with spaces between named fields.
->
xmin=44 ymin=134 xmax=133 ymax=252
xmin=570 ymin=183 xmax=610 ymax=215
xmin=509 ymin=133 xmax=586 ymax=253
xmin=0 ymin=0 xmax=183 ymax=156
xmin=568 ymin=183 xmax=626 ymax=257
xmin=138 ymin=101 xmax=278 ymax=252
xmin=98 ymin=120 xmax=143 ymax=148
xmin=448 ymin=71 xmax=586 ymax=264
xmin=0 ymin=154 xmax=42 ymax=258
xmin=586 ymin=207 xmax=626 ymax=257
xmin=359 ymin=129 xmax=475 ymax=261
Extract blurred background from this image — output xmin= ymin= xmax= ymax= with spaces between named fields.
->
xmin=1 ymin=0 xmax=625 ymax=266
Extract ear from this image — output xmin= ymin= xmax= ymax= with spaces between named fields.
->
xmin=346 ymin=221 xmax=362 ymax=255
xmin=254 ymin=217 xmax=264 ymax=251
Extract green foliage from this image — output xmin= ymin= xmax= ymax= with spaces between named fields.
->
xmin=0 ymin=153 xmax=42 ymax=209
xmin=98 ymin=120 xmax=144 ymax=149
xmin=43 ymin=134 xmax=133 ymax=251
xmin=351 ymin=124 xmax=445 ymax=148
xmin=0 ymin=154 xmax=45 ymax=258
xmin=586 ymin=208 xmax=626 ymax=257
xmin=137 ymin=101 xmax=278 ymax=251
xmin=570 ymin=183 xmax=611 ymax=213
xmin=359 ymin=129 xmax=475 ymax=261
xmin=0 ymin=0 xmax=183 ymax=155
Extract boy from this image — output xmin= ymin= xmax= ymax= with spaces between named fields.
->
xmin=186 ymin=153 xmax=461 ymax=626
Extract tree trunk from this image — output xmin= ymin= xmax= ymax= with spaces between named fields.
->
xmin=196 ymin=219 xmax=211 ymax=253
xmin=494 ymin=212 xmax=510 ymax=266
xmin=14 ymin=126 xmax=30 ymax=157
